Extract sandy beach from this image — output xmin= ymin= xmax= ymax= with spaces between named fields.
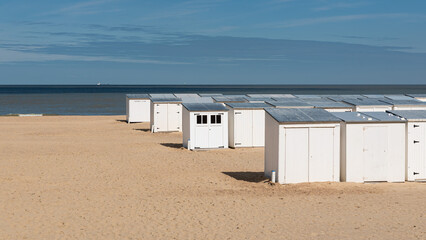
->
xmin=0 ymin=115 xmax=425 ymax=239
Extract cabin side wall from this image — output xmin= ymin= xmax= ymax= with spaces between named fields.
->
xmin=264 ymin=113 xmax=280 ymax=181
xmin=182 ymin=108 xmax=191 ymax=149
xmin=228 ymin=108 xmax=235 ymax=148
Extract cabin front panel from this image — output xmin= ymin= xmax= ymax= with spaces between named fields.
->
xmin=407 ymin=122 xmax=426 ymax=180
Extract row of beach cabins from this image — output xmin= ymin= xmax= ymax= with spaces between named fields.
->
xmin=126 ymin=93 xmax=426 ymax=184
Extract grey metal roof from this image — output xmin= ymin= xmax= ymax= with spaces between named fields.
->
xmin=149 ymin=93 xmax=176 ymax=98
xmin=384 ymin=94 xmax=414 ymax=101
xmin=327 ymin=95 xmax=365 ymax=102
xmin=174 ymin=93 xmax=200 ymax=98
xmin=150 ymin=97 xmax=182 ymax=103
xmin=362 ymin=94 xmax=385 ymax=99
xmin=332 ymin=112 xmax=404 ymax=123
xmin=294 ymin=94 xmax=323 ymax=99
xmin=308 ymin=101 xmax=353 ymax=109
xmin=343 ymin=99 xmax=392 ymax=106
xmin=406 ymin=93 xmax=426 ymax=98
xmin=183 ymin=103 xmax=228 ymax=112
xmin=244 ymin=97 xmax=273 ymax=102
xmin=246 ymin=94 xmax=295 ymax=98
xmin=380 ymin=99 xmax=426 ymax=106
xmin=126 ymin=94 xmax=150 ymax=99
xmin=226 ymin=102 xmax=272 ymax=109
xmin=212 ymin=96 xmax=247 ymax=102
xmin=182 ymin=97 xmax=213 ymax=103
xmin=198 ymin=93 xmax=223 ymax=97
xmin=388 ymin=110 xmax=426 ymax=121
xmin=362 ymin=112 xmax=406 ymax=122
xmin=266 ymin=108 xmax=341 ymax=123
xmin=267 ymin=100 xmax=313 ymax=108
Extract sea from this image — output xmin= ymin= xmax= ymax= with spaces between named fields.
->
xmin=1 ymin=85 xmax=426 ymax=116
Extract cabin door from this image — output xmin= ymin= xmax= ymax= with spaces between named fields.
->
xmin=155 ymin=104 xmax=168 ymax=131
xmin=285 ymin=128 xmax=309 ymax=183
xmin=363 ymin=126 xmax=388 ymax=181
xmin=308 ymin=128 xmax=335 ymax=182
xmin=195 ymin=114 xmax=209 ymax=149
xmin=167 ymin=104 xmax=181 ymax=131
xmin=234 ymin=110 xmax=253 ymax=147
xmin=208 ymin=113 xmax=224 ymax=148
xmin=408 ymin=122 xmax=426 ymax=180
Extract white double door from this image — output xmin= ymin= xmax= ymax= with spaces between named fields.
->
xmin=194 ymin=113 xmax=224 ymax=149
xmin=408 ymin=122 xmax=426 ymax=180
xmin=284 ymin=127 xmax=335 ymax=183
xmin=155 ymin=103 xmax=181 ymax=131
xmin=234 ymin=110 xmax=264 ymax=147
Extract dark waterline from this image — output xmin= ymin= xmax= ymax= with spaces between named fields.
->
xmin=1 ymin=85 xmax=426 ymax=116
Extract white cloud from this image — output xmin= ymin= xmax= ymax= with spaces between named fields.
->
xmin=266 ymin=13 xmax=422 ymax=28
xmin=0 ymin=48 xmax=189 ymax=65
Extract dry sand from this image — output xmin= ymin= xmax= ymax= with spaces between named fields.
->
xmin=0 ymin=115 xmax=425 ymax=239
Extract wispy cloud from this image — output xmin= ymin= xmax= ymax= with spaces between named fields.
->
xmin=40 ymin=0 xmax=118 ymax=16
xmin=0 ymin=48 xmax=190 ymax=64
xmin=313 ymin=2 xmax=369 ymax=12
xmin=264 ymin=13 xmax=422 ymax=28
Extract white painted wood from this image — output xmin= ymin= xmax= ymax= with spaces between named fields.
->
xmin=234 ymin=110 xmax=253 ymax=147
xmin=341 ymin=123 xmax=405 ymax=183
xmin=154 ymin=104 xmax=168 ymax=132
xmin=182 ymin=111 xmax=228 ymax=150
xmin=309 ymin=128 xmax=335 ymax=182
xmin=252 ymin=110 xmax=265 ymax=147
xmin=127 ymin=99 xmax=151 ymax=123
xmin=195 ymin=121 xmax=209 ymax=148
xmin=285 ymin=128 xmax=309 ymax=183
xmin=167 ymin=103 xmax=182 ymax=132
xmin=363 ymin=126 xmax=388 ymax=182
xmin=407 ymin=122 xmax=426 ymax=180
xmin=264 ymin=113 xmax=280 ymax=181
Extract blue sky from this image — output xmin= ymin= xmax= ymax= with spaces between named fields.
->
xmin=0 ymin=0 xmax=426 ymax=84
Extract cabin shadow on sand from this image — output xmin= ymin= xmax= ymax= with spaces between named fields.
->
xmin=134 ymin=128 xmax=150 ymax=132
xmin=160 ymin=143 xmax=183 ymax=149
xmin=222 ymin=172 xmax=267 ymax=183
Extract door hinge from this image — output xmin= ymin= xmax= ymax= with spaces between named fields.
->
xmin=235 ymin=143 xmax=241 ymax=145
xmin=219 ymin=146 xmax=224 ymax=148
xmin=195 ymin=147 xmax=200 ymax=149
xmin=414 ymin=140 xmax=420 ymax=144
xmin=414 ymin=125 xmax=420 ymax=128
xmin=235 ymin=112 xmax=242 ymax=115
xmin=414 ymin=172 xmax=420 ymax=175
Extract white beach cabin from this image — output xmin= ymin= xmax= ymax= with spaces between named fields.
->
xmin=388 ymin=110 xmax=426 ymax=181
xmin=226 ymin=102 xmax=271 ymax=148
xmin=333 ymin=112 xmax=406 ymax=183
xmin=182 ymin=103 xmax=228 ymax=150
xmin=126 ymin=94 xmax=151 ymax=123
xmin=264 ymin=108 xmax=341 ymax=184
xmin=343 ymin=99 xmax=392 ymax=112
xmin=150 ymin=96 xmax=183 ymax=132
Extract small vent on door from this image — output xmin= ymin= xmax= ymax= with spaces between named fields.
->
xmin=414 ymin=140 xmax=420 ymax=144
xmin=414 ymin=125 xmax=420 ymax=128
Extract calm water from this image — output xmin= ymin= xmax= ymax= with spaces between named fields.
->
xmin=1 ymin=85 xmax=425 ymax=115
